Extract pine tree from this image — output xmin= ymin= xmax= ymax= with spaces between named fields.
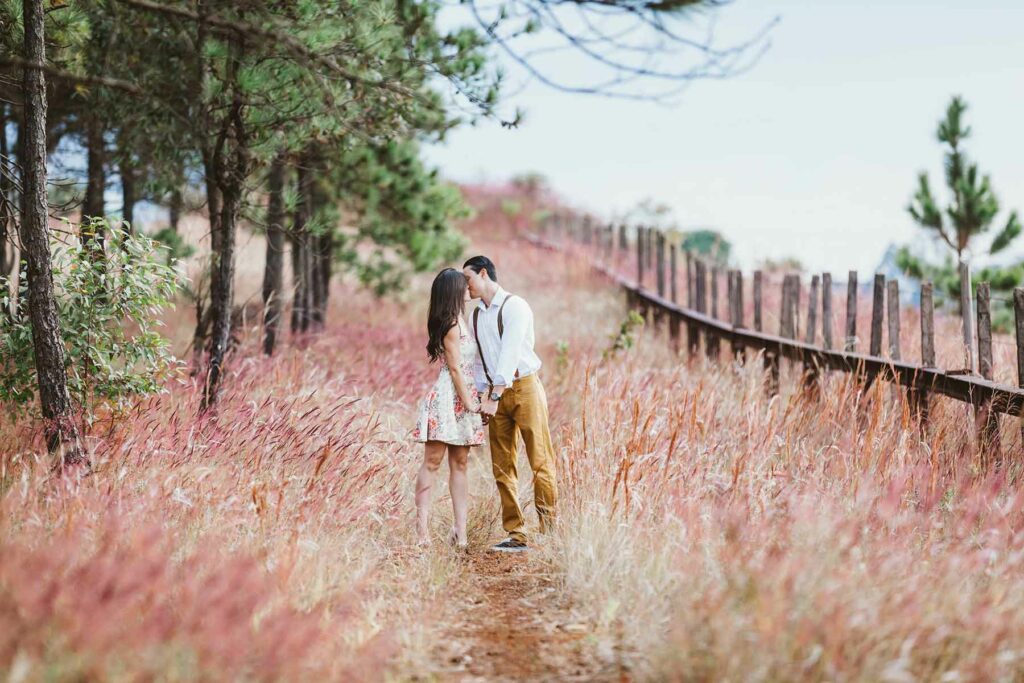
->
xmin=908 ymin=96 xmax=1020 ymax=262
xmin=900 ymin=96 xmax=1023 ymax=327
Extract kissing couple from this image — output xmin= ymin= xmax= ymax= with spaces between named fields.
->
xmin=411 ymin=255 xmax=558 ymax=553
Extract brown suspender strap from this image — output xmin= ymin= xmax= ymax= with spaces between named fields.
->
xmin=472 ymin=294 xmax=520 ymax=390
xmin=496 ymin=294 xmax=513 ymax=336
xmin=472 ymin=307 xmax=493 ymax=387
xmin=498 ymin=296 xmax=521 ymax=380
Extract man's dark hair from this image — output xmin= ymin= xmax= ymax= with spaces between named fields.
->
xmin=463 ymin=255 xmax=497 ymax=282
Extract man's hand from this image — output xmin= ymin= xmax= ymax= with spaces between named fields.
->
xmin=480 ymin=397 xmax=499 ymax=417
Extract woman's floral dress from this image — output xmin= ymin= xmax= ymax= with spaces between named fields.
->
xmin=412 ymin=320 xmax=485 ymax=446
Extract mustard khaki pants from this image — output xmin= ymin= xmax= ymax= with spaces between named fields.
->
xmin=488 ymin=373 xmax=557 ymax=542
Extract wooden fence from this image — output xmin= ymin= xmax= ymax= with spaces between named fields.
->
xmin=533 ymin=215 xmax=1024 ymax=458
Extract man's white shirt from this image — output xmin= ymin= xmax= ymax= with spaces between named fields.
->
xmin=470 ymin=287 xmax=542 ymax=393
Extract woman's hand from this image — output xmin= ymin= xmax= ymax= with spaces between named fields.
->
xmin=471 ymin=396 xmax=490 ymax=424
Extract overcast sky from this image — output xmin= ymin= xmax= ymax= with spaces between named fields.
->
xmin=424 ymin=0 xmax=1024 ymax=277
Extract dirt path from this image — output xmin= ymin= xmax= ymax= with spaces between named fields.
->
xmin=426 ymin=550 xmax=624 ymax=682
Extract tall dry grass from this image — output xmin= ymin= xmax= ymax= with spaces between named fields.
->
xmin=0 ymin=241 xmax=494 ymax=679
xmin=6 ymin=187 xmax=1023 ymax=681
xmin=532 ymin=237 xmax=1024 ymax=680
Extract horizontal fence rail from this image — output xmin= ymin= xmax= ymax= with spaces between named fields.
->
xmin=527 ymin=218 xmax=1024 ymax=458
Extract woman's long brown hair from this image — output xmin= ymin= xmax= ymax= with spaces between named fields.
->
xmin=426 ymin=268 xmax=466 ymax=363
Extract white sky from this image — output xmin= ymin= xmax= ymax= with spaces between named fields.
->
xmin=424 ymin=0 xmax=1024 ymax=276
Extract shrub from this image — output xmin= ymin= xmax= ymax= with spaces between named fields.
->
xmin=0 ymin=217 xmax=182 ymax=432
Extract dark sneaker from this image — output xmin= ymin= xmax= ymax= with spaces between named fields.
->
xmin=490 ymin=538 xmax=528 ymax=553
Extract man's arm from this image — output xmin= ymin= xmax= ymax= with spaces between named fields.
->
xmin=472 ymin=348 xmax=488 ymax=393
xmin=492 ymin=297 xmax=532 ymax=394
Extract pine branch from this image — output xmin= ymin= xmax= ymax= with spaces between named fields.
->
xmin=0 ymin=55 xmax=141 ymax=93
xmin=990 ymin=211 xmax=1021 ymax=255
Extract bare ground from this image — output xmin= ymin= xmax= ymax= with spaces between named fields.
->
xmin=419 ymin=549 xmax=627 ymax=682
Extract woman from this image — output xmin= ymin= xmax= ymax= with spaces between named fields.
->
xmin=412 ymin=268 xmax=485 ymax=548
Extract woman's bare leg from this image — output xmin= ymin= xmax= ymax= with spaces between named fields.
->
xmin=415 ymin=441 xmax=448 ymax=544
xmin=448 ymin=446 xmax=470 ymax=545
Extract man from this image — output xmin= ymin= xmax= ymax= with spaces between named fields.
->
xmin=463 ymin=255 xmax=557 ymax=553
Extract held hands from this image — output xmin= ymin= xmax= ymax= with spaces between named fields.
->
xmin=475 ymin=393 xmax=498 ymax=427
xmin=479 ymin=397 xmax=499 ymax=417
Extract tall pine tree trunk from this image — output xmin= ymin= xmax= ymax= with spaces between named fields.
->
xmin=20 ymin=0 xmax=82 ymax=463
xmin=289 ymin=225 xmax=303 ymax=334
xmin=168 ymin=187 xmax=182 ymax=232
xmin=308 ymin=160 xmax=328 ymax=330
xmin=316 ymin=232 xmax=331 ymax=324
xmin=290 ymin=158 xmax=311 ymax=334
xmin=201 ymin=35 xmax=249 ymax=410
xmin=120 ymin=147 xmax=136 ymax=234
xmin=189 ymin=158 xmax=220 ymax=374
xmin=203 ymin=176 xmax=239 ymax=408
xmin=261 ymin=152 xmax=286 ymax=355
xmin=0 ymin=103 xmax=14 ymax=323
xmin=168 ymin=156 xmax=184 ymax=232
xmin=12 ymin=113 xmax=27 ymax=321
xmin=83 ymin=115 xmax=105 ymax=224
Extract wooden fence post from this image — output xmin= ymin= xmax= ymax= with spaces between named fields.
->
xmin=665 ymin=254 xmax=681 ymax=352
xmin=888 ymin=279 xmax=908 ymax=408
xmin=668 ymin=308 xmax=681 ymax=352
xmin=870 ymin=274 xmax=885 ymax=357
xmin=788 ymin=274 xmax=799 ymax=338
xmin=647 ymin=225 xmax=654 ymax=271
xmin=656 ymin=232 xmax=666 ymax=299
xmin=768 ymin=272 xmax=790 ymax=396
xmin=960 ymin=260 xmax=975 ymax=373
xmin=636 ymin=226 xmax=644 ymax=288
xmin=845 ymin=271 xmax=858 ymax=353
xmin=753 ymin=271 xmax=763 ymax=332
xmin=917 ymin=281 xmax=935 ymax=426
xmin=696 ymin=259 xmax=707 ymax=313
xmin=686 ymin=252 xmax=694 ymax=308
xmin=726 ymin=270 xmax=733 ymax=318
xmin=822 ymin=273 xmax=833 ymax=350
xmin=887 ymin=279 xmax=901 ymax=361
xmin=791 ymin=275 xmax=801 ymax=341
xmin=803 ymin=274 xmax=821 ymax=391
xmin=670 ymin=244 xmax=678 ymax=304
xmin=685 ymin=253 xmax=698 ymax=358
xmin=736 ymin=270 xmax=745 ymax=330
xmin=805 ymin=275 xmax=820 ymax=345
xmin=1015 ymin=287 xmax=1024 ymax=449
xmin=977 ymin=282 xmax=1001 ymax=461
xmin=731 ymin=270 xmax=745 ymax=363
xmin=921 ymin=283 xmax=936 ymax=361
xmin=780 ymin=275 xmax=794 ymax=339
xmin=652 ymin=232 xmax=665 ymax=328
xmin=859 ymin=273 xmax=885 ymax=394
xmin=724 ymin=270 xmax=733 ymax=356
xmin=708 ymin=266 xmax=720 ymax=360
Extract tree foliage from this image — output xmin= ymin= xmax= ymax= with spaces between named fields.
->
xmin=1 ymin=218 xmax=180 ymax=431
xmin=899 ymin=96 xmax=1023 ymax=324
xmin=682 ymin=228 xmax=731 ymax=264
xmin=907 ymin=96 xmax=1021 ymax=261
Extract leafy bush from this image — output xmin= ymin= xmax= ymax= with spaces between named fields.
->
xmin=500 ymin=198 xmax=523 ymax=217
xmin=0 ymin=218 xmax=182 ymax=431
xmin=150 ymin=225 xmax=196 ymax=264
xmin=603 ymin=310 xmax=645 ymax=360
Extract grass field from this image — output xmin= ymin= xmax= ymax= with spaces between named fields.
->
xmin=3 ymin=193 xmax=1024 ymax=681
